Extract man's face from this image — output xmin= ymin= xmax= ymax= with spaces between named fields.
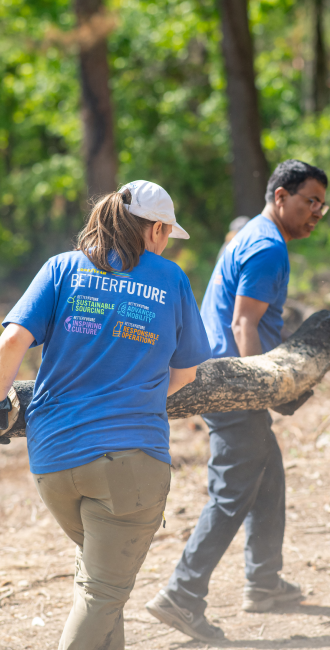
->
xmin=275 ymin=178 xmax=327 ymax=240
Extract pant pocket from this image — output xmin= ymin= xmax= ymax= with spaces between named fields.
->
xmin=104 ymin=451 xmax=170 ymax=516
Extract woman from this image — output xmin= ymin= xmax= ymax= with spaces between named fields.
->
xmin=0 ymin=180 xmax=211 ymax=650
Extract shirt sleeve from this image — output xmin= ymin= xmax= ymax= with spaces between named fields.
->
xmin=170 ymin=278 xmax=211 ymax=369
xmin=236 ymin=245 xmax=287 ymax=304
xmin=2 ymin=259 xmax=57 ymax=346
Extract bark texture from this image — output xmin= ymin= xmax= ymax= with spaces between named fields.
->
xmin=167 ymin=310 xmax=330 ymax=418
xmin=75 ymin=0 xmax=117 ymax=197
xmin=3 ymin=310 xmax=330 ymax=439
xmin=218 ymin=0 xmax=268 ymax=217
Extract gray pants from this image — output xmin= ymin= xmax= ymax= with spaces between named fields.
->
xmin=167 ymin=410 xmax=285 ymax=615
xmin=33 ymin=450 xmax=170 ymax=650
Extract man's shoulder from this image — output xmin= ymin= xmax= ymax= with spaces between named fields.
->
xmin=238 ymin=215 xmax=285 ymax=245
xmin=234 ymin=216 xmax=288 ymax=259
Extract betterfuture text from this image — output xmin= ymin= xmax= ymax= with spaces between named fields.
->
xmin=71 ymin=273 xmax=167 ymax=304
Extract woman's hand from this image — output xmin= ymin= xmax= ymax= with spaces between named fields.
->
xmin=167 ymin=366 xmax=197 ymax=396
xmin=0 ymin=324 xmax=35 ymax=400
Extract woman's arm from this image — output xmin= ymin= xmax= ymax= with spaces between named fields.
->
xmin=0 ymin=324 xmax=35 ymax=400
xmin=167 ymin=366 xmax=197 ymax=397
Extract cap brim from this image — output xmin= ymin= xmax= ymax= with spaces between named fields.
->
xmin=169 ymin=222 xmax=190 ymax=240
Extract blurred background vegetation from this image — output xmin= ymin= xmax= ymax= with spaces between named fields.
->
xmin=1 ymin=0 xmax=330 ymax=307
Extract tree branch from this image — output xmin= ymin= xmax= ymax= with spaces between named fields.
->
xmin=2 ymin=310 xmax=330 ymax=440
xmin=167 ymin=310 xmax=330 ymax=418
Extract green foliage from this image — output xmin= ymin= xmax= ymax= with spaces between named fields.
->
xmin=0 ymin=0 xmax=82 ymax=287
xmin=249 ymin=0 xmax=330 ymax=295
xmin=111 ymin=0 xmax=234 ymax=299
xmin=1 ymin=0 xmax=330 ymax=301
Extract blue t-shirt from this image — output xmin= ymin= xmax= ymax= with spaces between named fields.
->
xmin=3 ymin=250 xmax=211 ymax=474
xmin=201 ymin=215 xmax=290 ymax=358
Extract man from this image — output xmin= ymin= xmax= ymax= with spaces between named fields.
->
xmin=146 ymin=160 xmax=328 ymax=643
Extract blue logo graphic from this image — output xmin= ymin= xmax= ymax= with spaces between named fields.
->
xmin=117 ymin=302 xmax=127 ymax=317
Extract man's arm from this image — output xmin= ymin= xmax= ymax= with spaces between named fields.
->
xmin=231 ymin=295 xmax=269 ymax=357
xmin=0 ymin=324 xmax=35 ymax=400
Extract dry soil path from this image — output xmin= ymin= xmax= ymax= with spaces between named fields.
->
xmin=1 ymin=376 xmax=330 ymax=649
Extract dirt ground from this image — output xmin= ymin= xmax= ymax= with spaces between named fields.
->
xmin=1 ymin=375 xmax=330 ymax=650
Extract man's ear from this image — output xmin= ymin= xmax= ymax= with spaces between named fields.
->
xmin=274 ymin=186 xmax=288 ymax=206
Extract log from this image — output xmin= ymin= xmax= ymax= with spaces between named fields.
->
xmin=167 ymin=309 xmax=330 ymax=418
xmin=2 ymin=310 xmax=330 ymax=440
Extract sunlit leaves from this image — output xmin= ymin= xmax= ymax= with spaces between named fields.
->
xmin=1 ymin=0 xmax=330 ymax=297
xmin=0 ymin=0 xmax=81 ymax=284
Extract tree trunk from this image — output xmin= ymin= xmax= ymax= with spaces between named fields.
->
xmin=218 ymin=0 xmax=268 ymax=217
xmin=313 ymin=0 xmax=329 ymax=112
xmin=75 ymin=0 xmax=117 ymax=197
xmin=2 ymin=310 xmax=330 ymax=440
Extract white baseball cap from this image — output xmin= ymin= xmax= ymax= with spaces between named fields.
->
xmin=119 ymin=180 xmax=189 ymax=239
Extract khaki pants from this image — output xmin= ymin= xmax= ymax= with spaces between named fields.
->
xmin=33 ymin=450 xmax=170 ymax=650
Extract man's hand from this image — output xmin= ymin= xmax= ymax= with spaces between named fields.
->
xmin=272 ymin=390 xmax=314 ymax=416
xmin=232 ymin=295 xmax=269 ymax=357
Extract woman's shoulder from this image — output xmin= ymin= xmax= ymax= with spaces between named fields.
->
xmin=46 ymin=250 xmax=86 ymax=268
xmin=142 ymin=251 xmax=187 ymax=275
xmin=142 ymin=251 xmax=190 ymax=286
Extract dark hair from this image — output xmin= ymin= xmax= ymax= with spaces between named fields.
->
xmin=265 ymin=159 xmax=328 ymax=203
xmin=76 ymin=189 xmax=150 ymax=273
